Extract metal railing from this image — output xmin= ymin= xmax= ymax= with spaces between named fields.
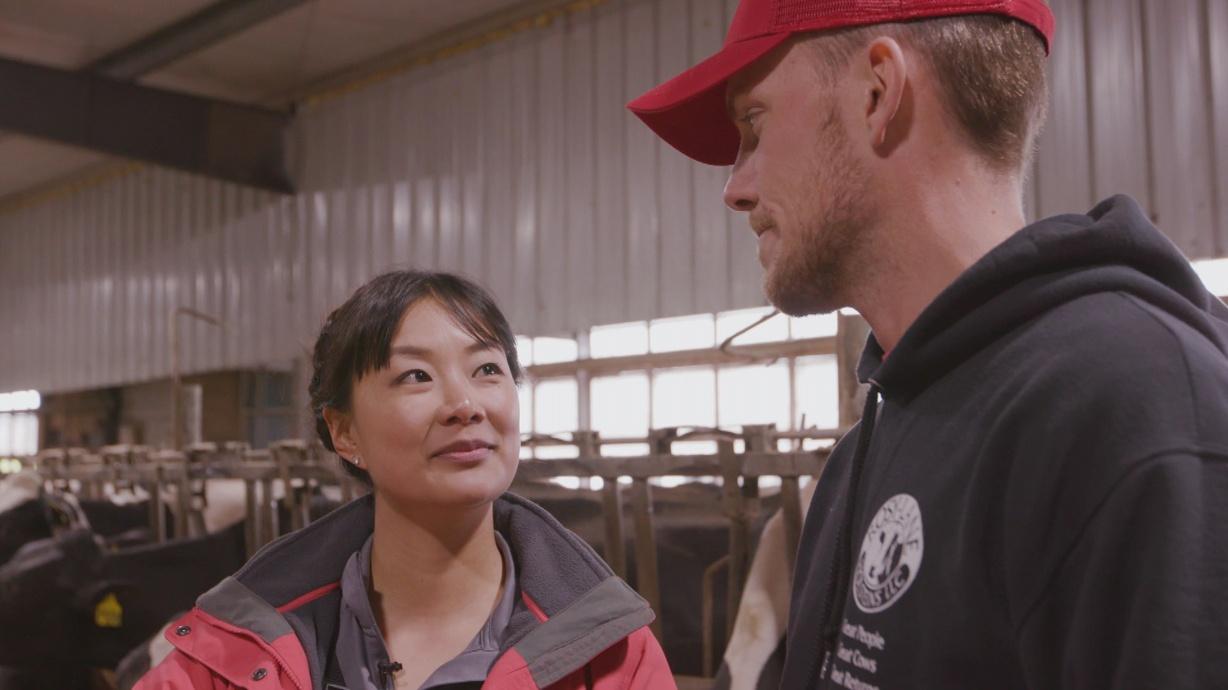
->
xmin=28 ymin=441 xmax=365 ymax=558
xmin=18 ymin=424 xmax=838 ymax=674
xmin=516 ymin=425 xmax=835 ymax=667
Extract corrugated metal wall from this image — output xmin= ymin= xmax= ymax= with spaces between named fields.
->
xmin=2 ymin=0 xmax=1226 ymax=394
xmin=1031 ymin=0 xmax=1227 ymax=257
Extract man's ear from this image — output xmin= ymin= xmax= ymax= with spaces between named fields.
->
xmin=322 ymin=406 xmax=359 ymax=463
xmin=860 ymin=36 xmax=909 ymax=153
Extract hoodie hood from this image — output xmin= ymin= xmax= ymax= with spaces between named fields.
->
xmin=858 ymin=195 xmax=1228 ymax=400
xmin=190 ymin=493 xmax=654 ymax=690
xmin=805 ymin=194 xmax=1228 ymax=685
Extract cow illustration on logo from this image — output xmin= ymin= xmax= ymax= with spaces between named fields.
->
xmin=853 ymin=493 xmax=924 ymax=614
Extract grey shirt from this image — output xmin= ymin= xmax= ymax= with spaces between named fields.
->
xmin=333 ymin=531 xmax=517 ymax=690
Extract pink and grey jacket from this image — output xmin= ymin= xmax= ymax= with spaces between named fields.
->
xmin=136 ymin=493 xmax=675 ymax=690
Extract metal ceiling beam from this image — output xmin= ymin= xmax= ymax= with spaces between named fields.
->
xmin=0 ymin=0 xmax=305 ymax=198
xmin=89 ymin=0 xmax=308 ymax=80
xmin=0 ymin=56 xmax=294 ymax=193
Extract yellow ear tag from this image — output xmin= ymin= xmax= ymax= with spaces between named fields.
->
xmin=94 ymin=592 xmax=123 ymax=628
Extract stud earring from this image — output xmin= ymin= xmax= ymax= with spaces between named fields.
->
xmin=352 ymin=455 xmax=363 ymax=468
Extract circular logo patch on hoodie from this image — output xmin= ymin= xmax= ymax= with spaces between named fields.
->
xmin=853 ymin=493 xmax=924 ymax=614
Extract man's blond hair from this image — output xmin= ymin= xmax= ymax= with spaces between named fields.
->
xmin=804 ymin=14 xmax=1049 ymax=172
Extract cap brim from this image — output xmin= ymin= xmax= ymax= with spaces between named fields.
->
xmin=627 ymin=33 xmax=791 ymax=166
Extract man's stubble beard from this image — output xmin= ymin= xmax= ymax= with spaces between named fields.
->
xmin=764 ymin=109 xmax=877 ymax=317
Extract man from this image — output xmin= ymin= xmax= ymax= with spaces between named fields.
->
xmin=629 ymin=1 xmax=1228 ymax=688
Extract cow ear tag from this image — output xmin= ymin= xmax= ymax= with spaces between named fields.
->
xmin=94 ymin=592 xmax=123 ymax=628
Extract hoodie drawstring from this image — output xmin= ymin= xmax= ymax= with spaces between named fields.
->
xmin=809 ymin=384 xmax=881 ymax=688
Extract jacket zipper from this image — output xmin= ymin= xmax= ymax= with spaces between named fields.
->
xmin=808 ymin=385 xmax=881 ymax=689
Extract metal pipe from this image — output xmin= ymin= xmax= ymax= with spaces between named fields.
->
xmin=146 ymin=466 xmax=166 ymax=543
xmin=719 ymin=438 xmax=748 ymax=642
xmin=780 ymin=477 xmax=803 ymax=577
xmin=576 ymin=431 xmax=627 ymax=578
xmin=174 ymin=464 xmax=192 ymax=539
xmin=244 ymin=478 xmax=258 ymax=559
xmin=601 ymin=478 xmax=626 ymax=579
xmin=272 ymin=443 xmax=301 ymax=532
xmin=169 ymin=307 xmax=224 ymax=450
xmin=260 ymin=475 xmax=277 ymax=545
xmin=629 ymin=477 xmax=661 ymax=639
xmin=701 ymin=554 xmax=731 ymax=677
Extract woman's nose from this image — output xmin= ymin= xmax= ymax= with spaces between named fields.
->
xmin=438 ymin=395 xmax=485 ymax=426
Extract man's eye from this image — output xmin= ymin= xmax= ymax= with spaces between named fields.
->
xmin=476 ymin=363 xmax=503 ymax=377
xmin=397 ymin=369 xmax=431 ymax=384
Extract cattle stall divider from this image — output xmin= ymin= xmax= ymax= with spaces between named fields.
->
xmin=29 ymin=442 xmax=368 ymax=555
xmin=515 ymin=424 xmax=836 ymax=669
xmin=21 ymin=423 xmax=837 ymax=679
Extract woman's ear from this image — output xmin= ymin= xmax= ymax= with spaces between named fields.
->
xmin=322 ymin=406 xmax=360 ymax=464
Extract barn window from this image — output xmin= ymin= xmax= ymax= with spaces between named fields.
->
xmin=1193 ymin=257 xmax=1228 ymax=298
xmin=0 ymin=390 xmax=41 ymax=461
xmin=718 ymin=363 xmax=791 ymax=430
xmin=518 ymin=308 xmax=842 ymax=477
xmin=532 ymin=378 xmax=579 ymax=460
xmin=650 ymin=314 xmax=715 ymax=352
xmin=653 ymin=367 xmax=717 ymax=430
xmin=591 ymin=373 xmax=650 ymax=439
xmin=532 ymin=336 xmax=578 ymax=364
xmin=518 ymin=385 xmax=534 ymax=437
xmin=789 ymin=313 xmax=839 ymax=339
xmin=794 ymin=356 xmax=840 ymax=432
xmin=515 ymin=336 xmax=535 ymax=366
xmin=718 ymin=307 xmax=787 ymax=345
xmin=590 ymin=321 xmax=649 ymax=358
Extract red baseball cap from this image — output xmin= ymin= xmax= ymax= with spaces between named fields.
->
xmin=627 ymin=0 xmax=1055 ymax=166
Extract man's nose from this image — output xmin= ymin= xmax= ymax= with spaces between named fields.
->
xmin=723 ymin=155 xmax=758 ymax=212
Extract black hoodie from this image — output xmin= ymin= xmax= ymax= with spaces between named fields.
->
xmin=781 ymin=196 xmax=1228 ymax=690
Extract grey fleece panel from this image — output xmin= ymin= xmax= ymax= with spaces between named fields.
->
xmin=201 ymin=492 xmax=643 ymax=689
xmin=198 ymin=576 xmax=293 ymax=643
xmin=235 ymin=496 xmax=374 ymax=607
xmin=494 ymin=493 xmax=612 ymax=617
xmin=517 ymin=576 xmax=655 ymax=688
xmin=285 ymin=591 xmax=340 ymax=690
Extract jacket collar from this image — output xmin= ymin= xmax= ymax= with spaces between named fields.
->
xmin=858 ymin=196 xmax=1228 ymax=401
xmin=186 ymin=493 xmax=653 ymax=689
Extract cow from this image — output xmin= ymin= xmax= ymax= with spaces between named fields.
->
xmin=712 ymin=480 xmax=819 ymax=690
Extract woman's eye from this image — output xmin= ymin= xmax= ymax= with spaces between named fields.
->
xmin=397 ymin=369 xmax=431 ymax=384
xmin=476 ymin=363 xmax=503 ymax=377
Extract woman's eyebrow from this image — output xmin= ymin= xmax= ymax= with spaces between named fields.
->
xmin=390 ymin=345 xmax=431 ymax=357
xmin=390 ymin=342 xmax=496 ymax=357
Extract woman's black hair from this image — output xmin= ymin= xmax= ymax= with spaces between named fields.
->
xmin=309 ymin=270 xmax=523 ymax=485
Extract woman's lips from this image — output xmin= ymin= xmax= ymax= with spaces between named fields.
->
xmin=434 ymin=446 xmax=493 ymax=463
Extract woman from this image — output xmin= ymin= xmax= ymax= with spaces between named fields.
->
xmin=138 ymin=271 xmax=674 ymax=690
